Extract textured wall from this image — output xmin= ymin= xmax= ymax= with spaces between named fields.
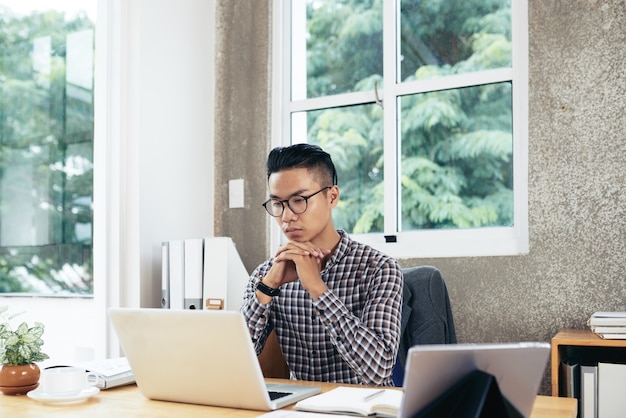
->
xmin=431 ymin=1 xmax=626 ymax=393
xmin=214 ymin=0 xmax=272 ymax=273
xmin=214 ymin=0 xmax=626 ymax=394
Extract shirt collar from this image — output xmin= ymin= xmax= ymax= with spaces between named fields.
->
xmin=323 ymin=230 xmax=351 ymax=272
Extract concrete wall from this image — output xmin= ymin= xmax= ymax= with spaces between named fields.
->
xmin=214 ymin=0 xmax=626 ymax=394
xmin=213 ymin=1 xmax=272 ymax=271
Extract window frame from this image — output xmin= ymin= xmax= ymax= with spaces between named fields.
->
xmin=272 ymin=0 xmax=528 ymax=258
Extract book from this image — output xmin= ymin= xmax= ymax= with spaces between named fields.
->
xmin=588 ymin=312 xmax=626 ymax=327
xmin=590 ymin=323 xmax=626 ymax=339
xmin=294 ymin=386 xmax=402 ymax=417
xmin=71 ymin=357 xmax=135 ymax=389
xmin=598 ymin=362 xmax=626 ymax=418
xmin=580 ymin=365 xmax=598 ymax=418
xmin=590 ymin=326 xmax=626 ymax=335
xmin=597 ymin=333 xmax=626 ymax=340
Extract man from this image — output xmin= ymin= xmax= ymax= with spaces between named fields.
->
xmin=241 ymin=143 xmax=403 ymax=386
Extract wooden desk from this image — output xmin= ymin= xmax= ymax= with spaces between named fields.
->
xmin=0 ymin=379 xmax=577 ymax=418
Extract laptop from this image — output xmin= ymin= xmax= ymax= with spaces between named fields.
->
xmin=398 ymin=342 xmax=550 ymax=418
xmin=108 ymin=308 xmax=321 ymax=410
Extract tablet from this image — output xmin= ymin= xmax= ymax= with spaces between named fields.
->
xmin=399 ymin=342 xmax=550 ymax=418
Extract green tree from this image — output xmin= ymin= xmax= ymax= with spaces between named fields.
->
xmin=0 ymin=8 xmax=94 ymax=294
xmin=303 ymin=0 xmax=513 ymax=233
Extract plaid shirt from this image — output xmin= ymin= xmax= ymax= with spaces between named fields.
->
xmin=241 ymin=230 xmax=403 ymax=386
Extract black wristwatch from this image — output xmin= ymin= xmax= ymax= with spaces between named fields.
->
xmin=256 ymin=281 xmax=281 ymax=297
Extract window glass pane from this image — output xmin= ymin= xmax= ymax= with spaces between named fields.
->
xmin=400 ymin=0 xmax=511 ymax=82
xmin=294 ymin=104 xmax=384 ymax=233
xmin=284 ymin=0 xmax=526 ymax=256
xmin=292 ymin=0 xmax=382 ymax=100
xmin=0 ymin=2 xmax=95 ymax=295
xmin=399 ymin=82 xmax=513 ymax=230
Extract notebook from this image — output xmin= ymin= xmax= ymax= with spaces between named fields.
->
xmin=108 ymin=308 xmax=321 ymax=410
xmin=398 ymin=342 xmax=550 ymax=418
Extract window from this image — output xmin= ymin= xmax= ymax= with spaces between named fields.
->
xmin=0 ymin=2 xmax=96 ymax=294
xmin=275 ymin=0 xmax=528 ymax=257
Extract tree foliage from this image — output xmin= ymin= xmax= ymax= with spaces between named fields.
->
xmin=303 ymin=0 xmax=513 ymax=233
xmin=0 ymin=8 xmax=94 ymax=294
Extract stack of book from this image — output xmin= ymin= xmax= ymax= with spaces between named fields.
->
xmin=588 ymin=312 xmax=626 ymax=339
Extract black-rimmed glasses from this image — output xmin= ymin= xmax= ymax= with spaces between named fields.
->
xmin=262 ymin=186 xmax=332 ymax=217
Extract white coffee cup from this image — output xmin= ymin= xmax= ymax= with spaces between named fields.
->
xmin=41 ymin=367 xmax=89 ymax=396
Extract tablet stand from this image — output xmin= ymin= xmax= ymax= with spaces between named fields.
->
xmin=411 ymin=369 xmax=523 ymax=418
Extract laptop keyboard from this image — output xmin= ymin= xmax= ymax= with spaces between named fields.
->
xmin=268 ymin=391 xmax=292 ymax=401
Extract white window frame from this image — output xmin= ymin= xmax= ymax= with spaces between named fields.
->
xmin=272 ymin=0 xmax=528 ymax=258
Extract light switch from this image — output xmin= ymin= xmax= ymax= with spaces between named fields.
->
xmin=228 ymin=179 xmax=244 ymax=208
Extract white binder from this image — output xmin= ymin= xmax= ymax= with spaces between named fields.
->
xmin=202 ymin=237 xmax=248 ymax=311
xmin=167 ymin=239 xmax=185 ymax=310
xmin=183 ymin=238 xmax=204 ymax=310
xmin=161 ymin=242 xmax=170 ymax=308
xmin=581 ymin=365 xmax=598 ymax=418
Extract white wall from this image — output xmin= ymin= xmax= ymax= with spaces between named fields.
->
xmin=134 ymin=0 xmax=216 ymax=307
xmin=1 ymin=0 xmax=217 ymax=365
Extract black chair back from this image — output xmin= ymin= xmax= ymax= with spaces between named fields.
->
xmin=392 ymin=266 xmax=456 ymax=386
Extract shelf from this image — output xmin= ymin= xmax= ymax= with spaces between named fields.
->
xmin=551 ymin=328 xmax=626 ymax=396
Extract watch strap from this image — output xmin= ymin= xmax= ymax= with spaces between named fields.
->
xmin=256 ymin=280 xmax=281 ymax=297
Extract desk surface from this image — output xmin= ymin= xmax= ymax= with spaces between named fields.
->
xmin=0 ymin=378 xmax=577 ymax=418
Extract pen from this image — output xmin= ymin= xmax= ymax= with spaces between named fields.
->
xmin=363 ymin=389 xmax=385 ymax=401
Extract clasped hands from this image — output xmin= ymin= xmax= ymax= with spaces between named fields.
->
xmin=262 ymin=241 xmax=331 ymax=300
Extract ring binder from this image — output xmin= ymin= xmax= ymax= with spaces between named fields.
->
xmin=413 ymin=370 xmax=523 ymax=418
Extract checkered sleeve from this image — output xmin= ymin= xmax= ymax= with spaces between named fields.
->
xmin=240 ymin=262 xmax=274 ymax=355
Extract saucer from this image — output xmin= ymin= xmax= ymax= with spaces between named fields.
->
xmin=27 ymin=386 xmax=99 ymax=405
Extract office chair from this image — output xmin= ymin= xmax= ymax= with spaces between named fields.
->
xmin=392 ymin=265 xmax=457 ymax=386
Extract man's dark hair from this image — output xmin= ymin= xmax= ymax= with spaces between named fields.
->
xmin=266 ymin=144 xmax=338 ymax=186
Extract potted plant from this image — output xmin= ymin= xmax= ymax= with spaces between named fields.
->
xmin=0 ymin=306 xmax=49 ymax=395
